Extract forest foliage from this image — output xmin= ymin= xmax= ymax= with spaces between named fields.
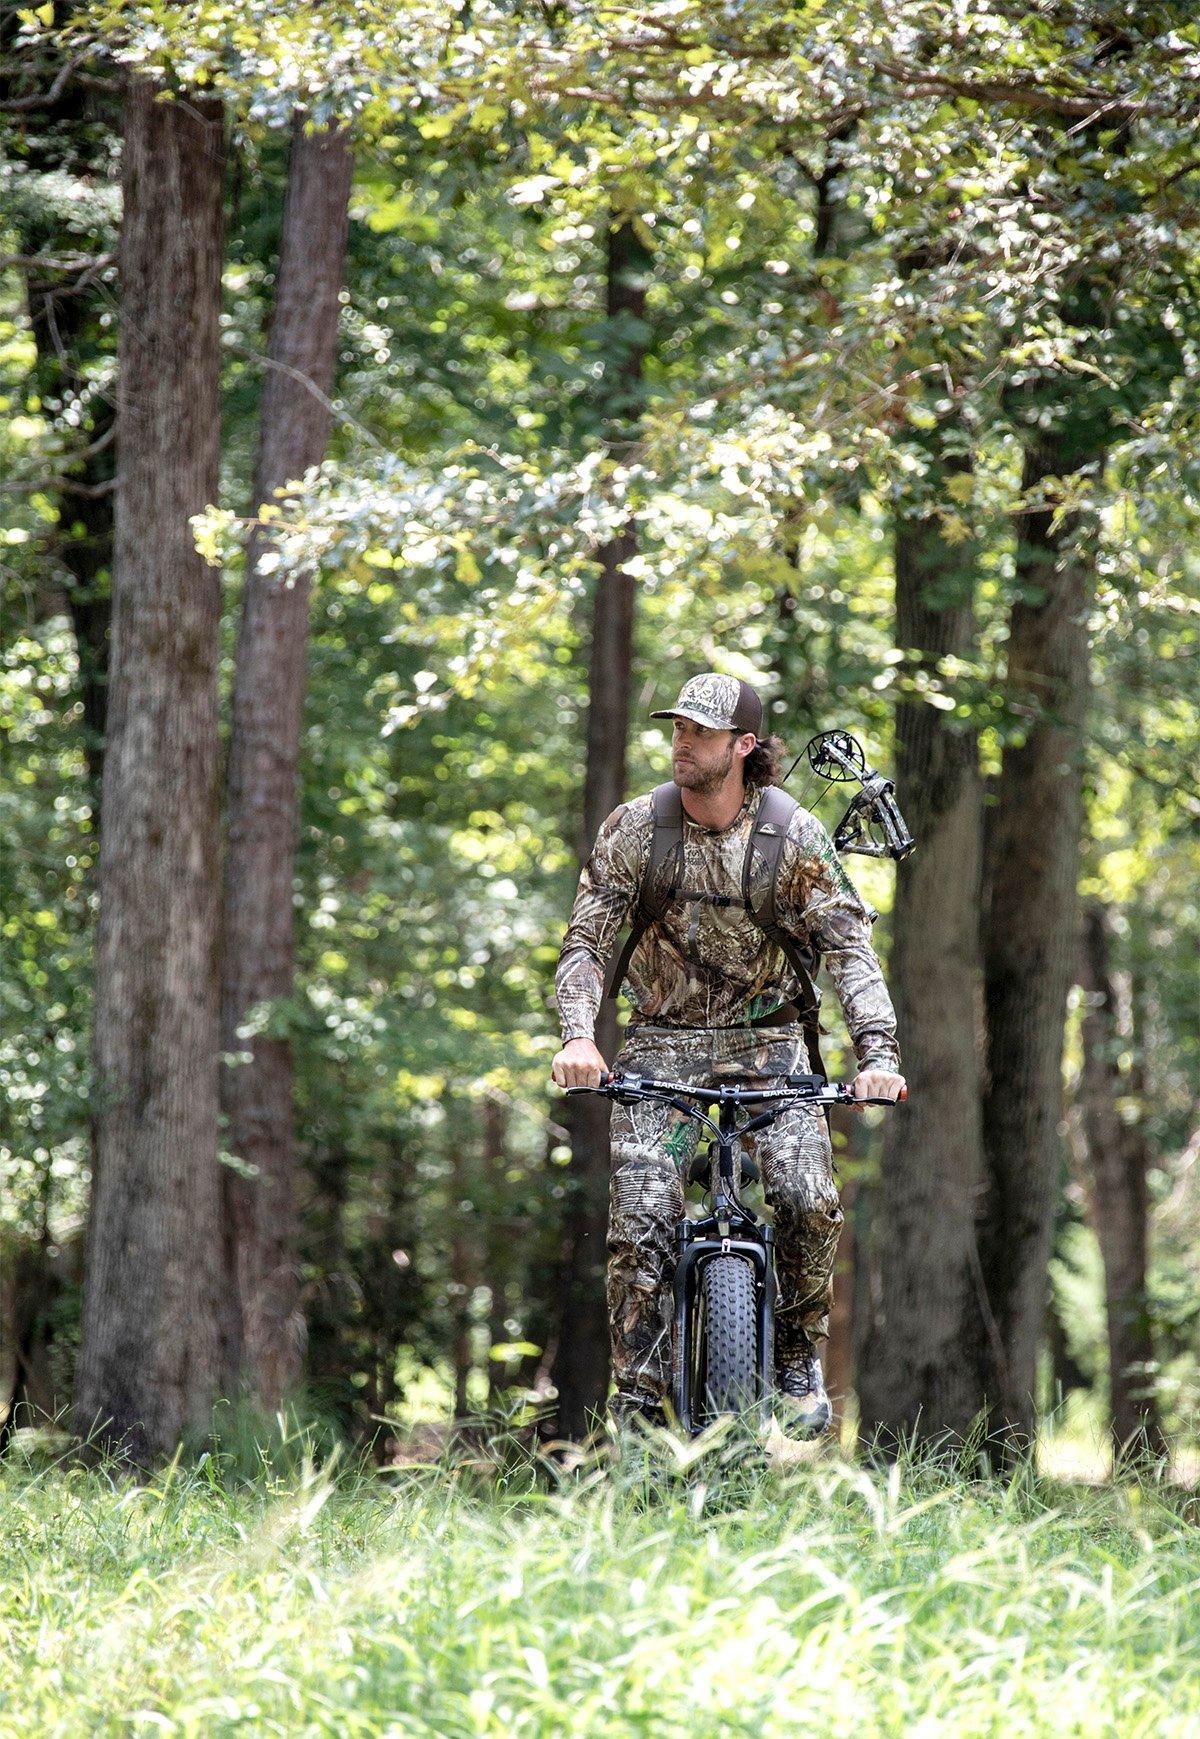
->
xmin=2 ymin=1 xmax=1197 ymax=1451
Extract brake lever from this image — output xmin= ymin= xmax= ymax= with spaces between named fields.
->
xmin=564 ymin=1071 xmax=649 ymax=1107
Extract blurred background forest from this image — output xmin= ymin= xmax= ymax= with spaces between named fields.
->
xmin=1 ymin=0 xmax=1197 ymax=1471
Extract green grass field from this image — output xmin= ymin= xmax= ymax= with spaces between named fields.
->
xmin=3 ymin=1423 xmax=1198 ymax=1738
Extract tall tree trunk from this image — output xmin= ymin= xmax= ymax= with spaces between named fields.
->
xmin=0 ymin=1239 xmax=82 ymax=1451
xmin=6 ymin=47 xmax=117 ymax=797
xmin=858 ymin=479 xmax=988 ymax=1445
xmin=975 ymin=435 xmax=1099 ymax=1455
xmin=358 ymin=1135 xmax=420 ymax=1455
xmin=24 ymin=277 xmax=114 ymax=796
xmin=74 ymin=79 xmax=226 ymax=1463
xmin=824 ymin=1104 xmax=867 ymax=1433
xmin=220 ymin=115 xmax=353 ymax=1407
xmin=449 ymin=1123 xmax=475 ymax=1423
xmin=482 ymin=1097 xmax=513 ymax=1406
xmin=551 ymin=219 xmax=649 ymax=1439
xmin=1044 ymin=1287 xmax=1088 ymax=1409
xmin=301 ymin=1139 xmax=356 ymax=1433
xmin=1076 ymin=900 xmax=1167 ymax=1467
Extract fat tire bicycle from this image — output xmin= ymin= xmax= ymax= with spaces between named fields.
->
xmin=568 ymin=1070 xmax=905 ymax=1437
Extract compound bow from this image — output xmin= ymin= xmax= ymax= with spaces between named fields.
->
xmin=785 ymin=730 xmax=915 ymax=861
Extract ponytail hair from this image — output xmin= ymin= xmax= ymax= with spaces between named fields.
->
xmin=744 ymin=732 xmax=786 ymax=789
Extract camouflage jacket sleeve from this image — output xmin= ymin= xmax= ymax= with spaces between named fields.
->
xmin=553 ymin=799 xmax=650 ymax=1044
xmin=776 ymin=810 xmax=901 ymax=1074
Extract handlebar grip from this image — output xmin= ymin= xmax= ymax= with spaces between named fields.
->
xmin=564 ymin=1070 xmax=617 ymax=1094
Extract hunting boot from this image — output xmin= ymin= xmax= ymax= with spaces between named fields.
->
xmin=775 ymin=1350 xmax=832 ymax=1441
xmin=607 ymin=1389 xmax=672 ymax=1472
xmin=609 ymin=1388 xmax=669 ymax=1434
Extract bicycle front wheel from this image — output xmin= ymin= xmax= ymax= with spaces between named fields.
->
xmin=700 ymin=1255 xmax=758 ymax=1419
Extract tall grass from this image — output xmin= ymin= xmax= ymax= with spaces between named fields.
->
xmin=2 ymin=1419 xmax=1197 ymax=1737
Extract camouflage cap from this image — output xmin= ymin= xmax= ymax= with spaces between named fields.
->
xmin=650 ymin=672 xmax=763 ymax=740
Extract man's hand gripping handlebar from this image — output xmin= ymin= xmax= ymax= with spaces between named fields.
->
xmin=551 ymin=1036 xmax=609 ymax=1091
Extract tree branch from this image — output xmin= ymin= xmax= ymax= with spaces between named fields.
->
xmin=0 ymin=55 xmax=87 ymax=113
xmin=2 ymin=252 xmax=115 ymax=274
xmin=0 ymin=474 xmax=118 ymax=499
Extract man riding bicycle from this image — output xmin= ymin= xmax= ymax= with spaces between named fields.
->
xmin=550 ymin=673 xmax=905 ymax=1439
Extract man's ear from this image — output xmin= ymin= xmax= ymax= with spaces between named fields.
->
xmin=733 ymin=731 xmax=757 ymax=762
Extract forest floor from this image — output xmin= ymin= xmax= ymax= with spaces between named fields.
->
xmin=3 ymin=1421 xmax=1198 ymax=1737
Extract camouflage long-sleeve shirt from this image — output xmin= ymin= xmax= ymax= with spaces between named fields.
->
xmin=554 ymin=783 xmax=900 ymax=1072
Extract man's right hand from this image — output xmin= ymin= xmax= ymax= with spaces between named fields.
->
xmin=551 ymin=1037 xmax=608 ymax=1090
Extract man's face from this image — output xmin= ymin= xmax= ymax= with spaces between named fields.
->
xmin=671 ymin=717 xmax=742 ymax=794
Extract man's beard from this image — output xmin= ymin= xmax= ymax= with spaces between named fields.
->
xmin=675 ymin=737 xmax=736 ymax=794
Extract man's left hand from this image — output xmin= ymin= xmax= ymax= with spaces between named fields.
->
xmin=852 ymin=1069 xmax=906 ymax=1104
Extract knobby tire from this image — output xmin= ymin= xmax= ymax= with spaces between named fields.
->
xmin=700 ymin=1255 xmax=757 ymax=1420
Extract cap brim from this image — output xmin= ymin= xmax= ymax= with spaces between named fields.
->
xmin=650 ymin=706 xmax=732 ymax=728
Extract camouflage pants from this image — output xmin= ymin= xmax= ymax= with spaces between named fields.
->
xmin=607 ymin=1023 xmax=842 ymax=1417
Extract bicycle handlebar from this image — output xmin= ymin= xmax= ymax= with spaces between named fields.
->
xmin=565 ymin=1070 xmax=907 ymax=1108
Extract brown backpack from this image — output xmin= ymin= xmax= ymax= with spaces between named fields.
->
xmin=603 ymin=781 xmax=825 ymax=1075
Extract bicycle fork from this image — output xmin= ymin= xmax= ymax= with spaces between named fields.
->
xmin=670 ymin=1124 xmax=777 ymax=1435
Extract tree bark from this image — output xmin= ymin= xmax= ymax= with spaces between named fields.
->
xmin=10 ymin=53 xmax=118 ymax=798
xmin=482 ymin=1096 xmax=513 ymax=1406
xmin=1044 ymin=1286 xmax=1088 ymax=1408
xmin=300 ymin=1138 xmax=356 ymax=1433
xmin=551 ymin=219 xmax=649 ymax=1438
xmin=220 ymin=114 xmax=353 ymax=1408
xmin=449 ymin=1121 xmax=476 ymax=1423
xmin=24 ymin=277 xmax=114 ymax=796
xmin=858 ymin=481 xmax=989 ymax=1445
xmin=824 ymin=1102 xmax=866 ymax=1433
xmin=975 ymin=435 xmax=1098 ymax=1455
xmin=1076 ymin=900 xmax=1167 ymax=1467
xmin=358 ymin=1136 xmax=420 ymax=1453
xmin=74 ymin=78 xmax=226 ymax=1463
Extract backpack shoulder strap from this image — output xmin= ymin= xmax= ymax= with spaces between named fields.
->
xmin=743 ymin=784 xmax=797 ymax=929
xmin=645 ymin=780 xmax=685 ymax=900
xmin=742 ymin=785 xmax=820 ymax=1026
xmin=603 ymin=784 xmax=685 ymax=1001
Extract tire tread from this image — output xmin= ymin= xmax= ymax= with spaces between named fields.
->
xmin=701 ymin=1256 xmax=757 ymax=1417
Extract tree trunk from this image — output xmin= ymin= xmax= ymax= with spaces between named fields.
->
xmin=517 ymin=1128 xmax=567 ymax=1401
xmin=7 ymin=49 xmax=117 ymax=798
xmin=449 ymin=1126 xmax=475 ymax=1423
xmin=824 ymin=1102 xmax=866 ymax=1433
xmin=858 ymin=483 xmax=988 ymax=1445
xmin=1076 ymin=900 xmax=1167 ymax=1467
xmin=482 ymin=1096 xmax=513 ymax=1406
xmin=551 ymin=219 xmax=649 ymax=1439
xmin=220 ymin=114 xmax=354 ymax=1408
xmin=358 ymin=1136 xmax=420 ymax=1454
xmin=300 ymin=1139 xmax=356 ymax=1433
xmin=1045 ymin=1287 xmax=1088 ymax=1409
xmin=975 ymin=435 xmax=1098 ymax=1456
xmin=74 ymin=79 xmax=226 ymax=1463
xmin=24 ymin=278 xmax=114 ymax=796
xmin=0 ymin=1237 xmax=82 ymax=1452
